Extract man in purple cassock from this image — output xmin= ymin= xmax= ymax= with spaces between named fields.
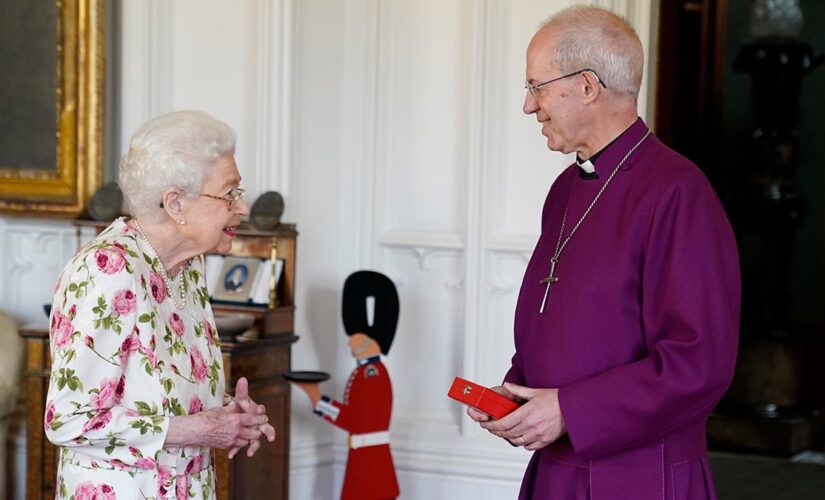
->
xmin=467 ymin=5 xmax=740 ymax=500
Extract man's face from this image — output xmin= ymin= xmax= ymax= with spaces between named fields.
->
xmin=523 ymin=30 xmax=580 ymax=154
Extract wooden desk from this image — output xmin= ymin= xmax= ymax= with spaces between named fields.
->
xmin=20 ymin=327 xmax=298 ymax=500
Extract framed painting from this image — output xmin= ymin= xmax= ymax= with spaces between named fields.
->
xmin=0 ymin=0 xmax=105 ymax=217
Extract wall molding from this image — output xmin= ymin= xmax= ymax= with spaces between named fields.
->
xmin=0 ymin=219 xmax=78 ymax=324
xmin=378 ymin=229 xmax=464 ymax=250
xmin=312 ymin=430 xmax=529 ymax=484
xmin=459 ymin=0 xmax=491 ymax=410
xmin=384 ymin=245 xmax=463 ymax=276
xmin=392 ymin=442 xmax=528 ymax=482
xmin=484 ymin=233 xmax=539 ymax=253
xmin=119 ymin=0 xmax=174 ymax=153
xmin=253 ymin=0 xmax=295 ymax=200
xmin=486 ymin=251 xmax=531 ymax=296
xmin=339 ymin=0 xmax=380 ymax=266
xmin=591 ymin=0 xmax=657 ymax=120
xmin=290 ymin=440 xmax=335 ymax=470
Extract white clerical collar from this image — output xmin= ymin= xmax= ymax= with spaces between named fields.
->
xmin=576 ymin=121 xmax=638 ymax=176
xmin=576 ymin=157 xmax=596 ymax=174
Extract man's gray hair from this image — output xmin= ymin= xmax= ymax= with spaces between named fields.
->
xmin=541 ymin=6 xmax=643 ymax=99
xmin=118 ymin=110 xmax=236 ymax=222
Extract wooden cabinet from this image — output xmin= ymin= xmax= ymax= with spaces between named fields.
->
xmin=21 ymin=221 xmax=298 ymax=500
xmin=20 ymin=326 xmax=57 ymax=500
xmin=215 ymin=333 xmax=297 ymax=500
xmin=212 ymin=223 xmax=299 ymax=500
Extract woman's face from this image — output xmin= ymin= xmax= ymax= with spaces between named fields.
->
xmin=182 ymin=154 xmax=250 ymax=255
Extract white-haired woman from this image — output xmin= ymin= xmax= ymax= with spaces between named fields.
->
xmin=45 ymin=110 xmax=275 ymax=499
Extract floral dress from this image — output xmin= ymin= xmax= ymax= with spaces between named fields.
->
xmin=45 ymin=218 xmax=225 ymax=500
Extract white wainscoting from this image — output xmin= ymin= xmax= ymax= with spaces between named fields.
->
xmin=1 ymin=1 xmax=656 ymax=498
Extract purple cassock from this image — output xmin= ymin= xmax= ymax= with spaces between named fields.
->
xmin=505 ymin=118 xmax=740 ymax=500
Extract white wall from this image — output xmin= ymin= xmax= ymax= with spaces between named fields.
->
xmin=0 ymin=1 xmax=658 ymax=498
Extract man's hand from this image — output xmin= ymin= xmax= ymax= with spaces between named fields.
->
xmin=478 ymin=382 xmax=566 ymax=451
xmin=465 ymin=384 xmax=515 ymax=423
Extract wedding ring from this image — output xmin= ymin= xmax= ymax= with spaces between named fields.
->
xmin=519 ymin=436 xmax=526 ymax=447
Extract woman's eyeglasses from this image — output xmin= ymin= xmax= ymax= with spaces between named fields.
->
xmin=199 ymin=187 xmax=246 ymax=211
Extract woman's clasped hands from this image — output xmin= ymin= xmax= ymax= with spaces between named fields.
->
xmin=224 ymin=377 xmax=276 ymax=458
xmin=167 ymin=377 xmax=276 ymax=459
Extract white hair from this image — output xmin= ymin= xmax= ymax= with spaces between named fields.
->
xmin=541 ymin=6 xmax=644 ymax=99
xmin=118 ymin=110 xmax=236 ymax=222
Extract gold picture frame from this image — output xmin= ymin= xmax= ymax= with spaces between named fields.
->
xmin=0 ymin=0 xmax=104 ymax=217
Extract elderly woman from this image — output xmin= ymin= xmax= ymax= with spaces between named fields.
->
xmin=45 ymin=110 xmax=275 ymax=499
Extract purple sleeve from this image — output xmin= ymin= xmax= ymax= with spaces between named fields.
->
xmin=558 ymin=172 xmax=740 ymax=459
xmin=503 ymin=351 xmax=525 ymax=386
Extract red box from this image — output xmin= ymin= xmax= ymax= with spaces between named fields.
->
xmin=448 ymin=377 xmax=521 ymax=419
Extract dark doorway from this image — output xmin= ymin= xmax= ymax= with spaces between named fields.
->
xmin=654 ymin=0 xmax=825 ymax=467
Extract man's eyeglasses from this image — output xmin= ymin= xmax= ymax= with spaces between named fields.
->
xmin=199 ymin=186 xmax=246 ymax=211
xmin=524 ymin=68 xmax=607 ymax=97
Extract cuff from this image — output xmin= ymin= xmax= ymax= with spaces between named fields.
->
xmin=313 ymin=396 xmax=340 ymax=421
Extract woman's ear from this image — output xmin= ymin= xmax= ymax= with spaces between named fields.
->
xmin=160 ymin=188 xmax=185 ymax=218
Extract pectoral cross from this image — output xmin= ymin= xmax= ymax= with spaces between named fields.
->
xmin=539 ymin=258 xmax=559 ymax=314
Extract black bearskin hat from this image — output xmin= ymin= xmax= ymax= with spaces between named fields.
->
xmin=342 ymin=270 xmax=399 ymax=354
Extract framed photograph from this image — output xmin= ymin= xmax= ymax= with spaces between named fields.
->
xmin=211 ymin=256 xmax=262 ymax=304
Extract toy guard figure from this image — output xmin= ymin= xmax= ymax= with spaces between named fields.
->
xmin=291 ymin=270 xmax=400 ymax=500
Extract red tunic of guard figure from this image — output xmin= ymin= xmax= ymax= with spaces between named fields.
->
xmin=291 ymin=270 xmax=400 ymax=500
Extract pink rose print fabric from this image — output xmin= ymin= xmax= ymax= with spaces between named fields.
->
xmin=74 ymin=481 xmax=117 ymax=500
xmin=112 ymin=289 xmax=137 ymax=316
xmin=50 ymin=310 xmax=74 ymax=349
xmin=189 ymin=347 xmax=209 ymax=383
xmin=45 ymin=218 xmax=224 ymax=499
xmin=150 ymin=271 xmax=167 ymax=305
xmin=189 ymin=396 xmax=203 ymax=415
xmin=95 ymin=246 xmax=126 ymax=275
